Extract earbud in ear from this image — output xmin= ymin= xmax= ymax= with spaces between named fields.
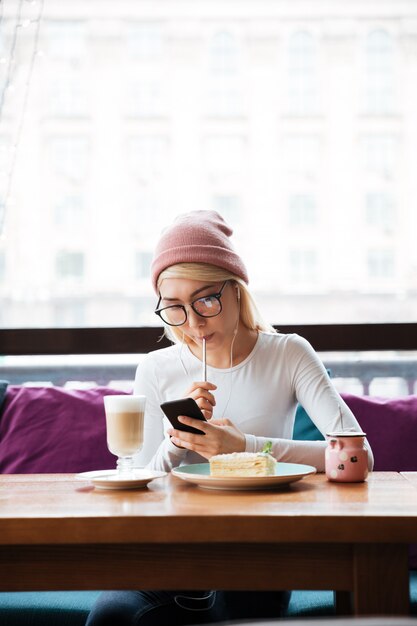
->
xmin=236 ymin=287 xmax=240 ymax=301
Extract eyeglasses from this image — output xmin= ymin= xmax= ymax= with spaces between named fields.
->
xmin=155 ymin=281 xmax=229 ymax=327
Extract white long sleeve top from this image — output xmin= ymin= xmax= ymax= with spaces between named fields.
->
xmin=133 ymin=332 xmax=374 ymax=473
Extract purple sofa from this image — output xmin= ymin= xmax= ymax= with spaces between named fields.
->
xmin=0 ymin=383 xmax=416 ymax=623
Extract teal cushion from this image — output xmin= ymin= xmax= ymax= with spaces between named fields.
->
xmin=293 ymin=404 xmax=324 ymax=441
xmin=0 ymin=591 xmax=101 ymax=626
xmin=285 ymin=571 xmax=417 ymax=617
xmin=285 ymin=590 xmax=334 ymax=617
xmin=0 ymin=576 xmax=415 ymax=621
xmin=0 ymin=380 xmax=8 ymax=410
xmin=411 ymin=570 xmax=417 ymax=614
xmin=292 ymin=369 xmax=330 ymax=442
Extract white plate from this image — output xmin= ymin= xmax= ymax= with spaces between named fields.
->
xmin=172 ymin=462 xmax=316 ymax=491
xmin=76 ymin=469 xmax=167 ymax=490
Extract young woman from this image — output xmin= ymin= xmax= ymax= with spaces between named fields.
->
xmin=86 ymin=210 xmax=374 ymax=626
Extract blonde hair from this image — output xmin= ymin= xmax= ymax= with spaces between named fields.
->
xmin=157 ymin=262 xmax=275 ymax=345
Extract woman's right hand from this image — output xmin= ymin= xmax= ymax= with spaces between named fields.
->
xmin=185 ymin=381 xmax=217 ymax=420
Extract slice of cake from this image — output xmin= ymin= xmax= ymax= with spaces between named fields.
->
xmin=209 ymin=451 xmax=276 ymax=477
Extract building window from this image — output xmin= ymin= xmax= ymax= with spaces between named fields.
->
xmin=46 ymin=72 xmax=89 ymax=118
xmin=53 ymin=301 xmax=85 ymax=327
xmin=45 ymin=21 xmax=87 ymax=60
xmin=54 ymin=194 xmax=84 ymax=229
xmin=130 ymin=187 xmax=161 ymax=233
xmin=210 ymin=32 xmax=238 ymax=75
xmin=126 ymin=80 xmax=165 ymax=118
xmin=0 ymin=199 xmax=5 ymax=233
xmin=126 ymin=23 xmax=163 ymax=59
xmin=132 ymin=296 xmax=156 ymax=325
xmin=365 ymin=30 xmax=395 ymax=115
xmin=126 ymin=136 xmax=168 ymax=181
xmin=289 ymin=249 xmax=318 ymax=283
xmin=361 ymin=135 xmax=397 ymax=178
xmin=288 ymin=31 xmax=317 ymax=115
xmin=365 ymin=193 xmax=395 ymax=230
xmin=47 ymin=137 xmax=90 ymax=182
xmin=367 ymin=248 xmax=395 ymax=279
xmin=0 ymin=250 xmax=5 ymax=282
xmin=205 ymin=136 xmax=246 ymax=174
xmin=285 ymin=135 xmax=320 ymax=178
xmin=55 ymin=251 xmax=85 ymax=279
xmin=135 ymin=251 xmax=153 ymax=280
xmin=206 ymin=87 xmax=243 ymax=117
xmin=212 ymin=195 xmax=241 ymax=223
xmin=289 ymin=194 xmax=316 ymax=227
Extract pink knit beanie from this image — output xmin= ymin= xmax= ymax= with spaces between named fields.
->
xmin=151 ymin=210 xmax=248 ymax=292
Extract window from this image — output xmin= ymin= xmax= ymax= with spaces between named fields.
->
xmin=0 ymin=250 xmax=5 ymax=282
xmin=361 ymin=135 xmax=397 ymax=177
xmin=54 ymin=194 xmax=85 ymax=229
xmin=125 ymin=80 xmax=165 ymax=118
xmin=46 ymin=72 xmax=89 ymax=118
xmin=365 ymin=30 xmax=395 ymax=115
xmin=207 ymin=32 xmax=241 ymax=116
xmin=126 ymin=23 xmax=163 ymax=59
xmin=130 ymin=187 xmax=161 ymax=234
xmin=205 ymin=136 xmax=246 ymax=174
xmin=365 ymin=193 xmax=395 ymax=230
xmin=0 ymin=4 xmax=416 ymax=328
xmin=210 ymin=32 xmax=239 ymax=75
xmin=206 ymin=87 xmax=243 ymax=117
xmin=0 ymin=199 xmax=5 ymax=233
xmin=135 ymin=251 xmax=153 ymax=280
xmin=53 ymin=301 xmax=85 ymax=327
xmin=0 ymin=137 xmax=10 ymax=211
xmin=367 ymin=249 xmax=395 ymax=280
xmin=285 ymin=135 xmax=320 ymax=178
xmin=288 ymin=32 xmax=317 ymax=115
xmin=47 ymin=137 xmax=90 ymax=182
xmin=211 ymin=195 xmax=242 ymax=223
xmin=45 ymin=21 xmax=87 ymax=60
xmin=289 ymin=249 xmax=318 ymax=284
xmin=126 ymin=136 xmax=168 ymax=180
xmin=289 ymin=194 xmax=316 ymax=227
xmin=55 ymin=251 xmax=85 ymax=280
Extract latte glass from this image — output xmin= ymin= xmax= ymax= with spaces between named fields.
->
xmin=103 ymin=395 xmax=146 ymax=475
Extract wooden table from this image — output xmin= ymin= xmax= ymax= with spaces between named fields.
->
xmin=0 ymin=471 xmax=416 ymax=616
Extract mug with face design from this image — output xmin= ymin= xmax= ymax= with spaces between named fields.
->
xmin=325 ymin=432 xmax=368 ymax=482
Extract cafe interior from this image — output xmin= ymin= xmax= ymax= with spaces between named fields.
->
xmin=0 ymin=0 xmax=417 ymax=625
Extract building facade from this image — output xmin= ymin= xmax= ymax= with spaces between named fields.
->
xmin=1 ymin=0 xmax=417 ymax=327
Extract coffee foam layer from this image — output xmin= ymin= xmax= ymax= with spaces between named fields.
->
xmin=104 ymin=395 xmax=146 ymax=412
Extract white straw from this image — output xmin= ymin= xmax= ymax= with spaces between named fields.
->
xmin=202 ymin=338 xmax=207 ymax=382
xmin=339 ymin=406 xmax=344 ymax=431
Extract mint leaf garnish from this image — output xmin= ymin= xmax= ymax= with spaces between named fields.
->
xmin=262 ymin=441 xmax=272 ymax=454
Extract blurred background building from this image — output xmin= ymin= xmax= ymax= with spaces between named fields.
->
xmin=1 ymin=0 xmax=417 ymax=328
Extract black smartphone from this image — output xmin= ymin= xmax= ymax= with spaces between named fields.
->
xmin=160 ymin=397 xmax=207 ymax=435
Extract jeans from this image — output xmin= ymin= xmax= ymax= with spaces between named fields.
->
xmin=85 ymin=589 xmax=291 ymax=626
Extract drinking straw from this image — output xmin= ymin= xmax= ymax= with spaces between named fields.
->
xmin=202 ymin=338 xmax=207 ymax=382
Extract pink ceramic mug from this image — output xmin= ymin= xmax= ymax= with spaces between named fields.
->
xmin=325 ymin=432 xmax=368 ymax=482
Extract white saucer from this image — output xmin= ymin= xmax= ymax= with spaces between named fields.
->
xmin=76 ymin=469 xmax=167 ymax=490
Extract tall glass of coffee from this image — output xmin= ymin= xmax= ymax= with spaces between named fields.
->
xmin=103 ymin=395 xmax=146 ymax=475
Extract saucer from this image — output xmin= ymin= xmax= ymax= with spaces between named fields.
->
xmin=76 ymin=469 xmax=167 ymax=490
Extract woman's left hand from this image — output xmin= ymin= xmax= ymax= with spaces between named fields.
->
xmin=167 ymin=416 xmax=246 ymax=459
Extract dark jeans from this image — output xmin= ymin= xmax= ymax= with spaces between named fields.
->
xmin=85 ymin=589 xmax=291 ymax=626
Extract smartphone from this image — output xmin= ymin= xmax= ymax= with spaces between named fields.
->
xmin=160 ymin=397 xmax=207 ymax=435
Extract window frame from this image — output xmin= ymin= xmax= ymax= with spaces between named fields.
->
xmin=1 ymin=323 xmax=416 ymax=356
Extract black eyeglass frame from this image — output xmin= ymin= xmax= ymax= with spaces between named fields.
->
xmin=154 ymin=280 xmax=229 ymax=327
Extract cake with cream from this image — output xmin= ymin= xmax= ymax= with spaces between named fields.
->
xmin=209 ymin=451 xmax=276 ymax=477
